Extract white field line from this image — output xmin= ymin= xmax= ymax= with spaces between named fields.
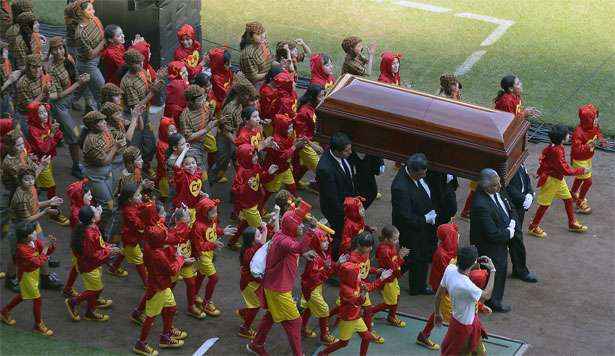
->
xmin=454 ymin=50 xmax=487 ymax=76
xmin=193 ymin=337 xmax=219 ymax=356
xmin=455 ymin=12 xmax=515 ymax=47
xmin=394 ymin=0 xmax=451 ymax=13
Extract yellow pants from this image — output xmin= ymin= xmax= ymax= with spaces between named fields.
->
xmin=264 ymin=288 xmax=300 ymax=323
xmin=158 ymin=177 xmax=169 ymax=198
xmin=35 ymin=163 xmax=55 ymax=189
xmin=145 ymin=288 xmax=176 ymax=317
xmin=338 ymin=318 xmax=368 ymax=341
xmin=241 ymin=281 xmax=261 ymax=309
xmin=82 ymin=267 xmax=104 ymax=291
xmin=298 ymin=145 xmax=320 ymax=172
xmin=439 ymin=293 xmax=453 ymax=323
xmin=197 ymin=251 xmax=216 ymax=277
xmin=203 ymin=133 xmax=217 ymax=153
xmin=537 ymin=176 xmax=572 ymax=206
xmin=178 ymin=264 xmax=196 ymax=280
xmin=239 ymin=205 xmax=262 ymax=228
xmin=122 ymin=244 xmax=143 ymax=265
xmin=336 ymin=293 xmax=371 ymax=307
xmin=264 ymin=168 xmax=294 ymax=193
xmin=19 ymin=269 xmax=40 ymax=299
xmin=381 ymin=278 xmax=400 ymax=305
xmin=302 ymin=284 xmax=329 ymax=318
xmin=188 ymin=208 xmax=196 ymax=226
xmin=572 ymin=159 xmax=592 ymax=179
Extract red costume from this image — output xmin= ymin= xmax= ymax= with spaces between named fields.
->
xmin=429 ymin=223 xmax=458 ymax=291
xmin=66 ymin=178 xmax=90 ymax=228
xmin=495 ymin=92 xmax=522 ymax=117
xmin=340 ymin=197 xmax=366 ymax=255
xmin=173 ymin=24 xmax=203 ymax=80
xmin=293 ymin=102 xmax=316 ymax=141
xmin=536 ymin=144 xmax=583 ymax=185
xmin=155 ymin=117 xmax=174 ymax=191
xmin=100 ymin=43 xmax=125 ymax=85
xmin=234 ymin=125 xmax=263 ymax=149
xmin=172 ymin=165 xmax=203 ymax=208
xmin=207 ymin=48 xmax=232 ymax=114
xmin=263 ymin=114 xmax=296 ymax=174
xmin=272 ymin=71 xmax=297 ymax=117
xmin=231 ymin=144 xmax=269 ymax=212
xmin=258 ymin=81 xmax=277 ymax=124
xmin=131 ymin=41 xmax=157 ymax=82
xmin=378 ymin=51 xmax=401 ymax=85
xmin=310 ymin=54 xmax=335 ymax=90
xmin=163 ymin=61 xmax=189 ymax=125
xmin=26 ymin=102 xmax=62 ymax=160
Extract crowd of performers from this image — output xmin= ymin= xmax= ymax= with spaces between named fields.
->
xmin=0 ymin=1 xmax=607 ymax=355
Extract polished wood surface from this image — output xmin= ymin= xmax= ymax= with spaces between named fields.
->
xmin=315 ymin=74 xmax=529 ymax=182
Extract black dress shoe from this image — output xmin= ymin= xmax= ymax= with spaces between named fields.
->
xmin=408 ymin=287 xmax=435 ymax=296
xmin=40 ymin=273 xmax=63 ymax=290
xmin=489 ymin=304 xmax=512 ymax=313
xmin=512 ymin=271 xmax=538 ymax=283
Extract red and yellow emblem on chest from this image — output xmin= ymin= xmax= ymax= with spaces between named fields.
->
xmin=250 ymin=132 xmax=262 ymax=149
xmin=178 ymin=241 xmax=191 ymax=257
xmin=248 ymin=174 xmax=260 ymax=191
xmin=359 ymin=259 xmax=370 ymax=280
xmin=205 ymin=224 xmax=217 ymax=242
xmin=186 ymin=50 xmax=200 ymax=68
xmin=189 ymin=178 xmax=202 ymax=197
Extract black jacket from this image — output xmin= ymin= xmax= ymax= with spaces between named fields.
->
xmin=348 ymin=153 xmax=384 ymax=209
xmin=425 ymin=171 xmax=458 ymax=225
xmin=316 ymin=150 xmax=356 ymax=220
xmin=505 ymin=165 xmax=533 ymax=210
xmin=391 ymin=169 xmax=437 ymax=263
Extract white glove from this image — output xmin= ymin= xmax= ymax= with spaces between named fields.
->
xmin=424 ymin=210 xmax=437 ymax=225
xmin=379 ymin=269 xmax=394 ymax=281
xmin=379 ymin=165 xmax=386 ymax=175
xmin=507 ymin=219 xmax=517 ymax=239
xmin=446 ymin=174 xmax=454 ymax=183
xmin=522 ymin=194 xmax=533 ymax=210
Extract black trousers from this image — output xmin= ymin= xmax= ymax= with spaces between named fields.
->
xmin=508 ymin=209 xmax=529 ymax=276
xmin=325 ymin=213 xmax=344 ymax=260
xmin=478 ymin=246 xmax=508 ymax=307
xmin=408 ymin=261 xmax=429 ymax=294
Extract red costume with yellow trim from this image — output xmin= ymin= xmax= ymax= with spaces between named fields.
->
xmin=310 ymin=54 xmax=335 ymax=91
xmin=494 ymin=92 xmax=523 ymax=118
xmin=378 ymin=51 xmax=401 ymax=85
xmin=262 ymin=114 xmax=297 ymax=194
xmin=340 ymin=197 xmax=366 ymax=255
xmin=155 ymin=117 xmax=174 ymax=197
xmin=173 ymin=24 xmax=202 ymax=80
xmin=172 ymin=165 xmax=203 ymax=209
xmin=164 ymin=61 xmax=189 ymax=126
xmin=208 ymin=48 xmax=232 ymax=115
xmin=26 ymin=102 xmax=62 ymax=197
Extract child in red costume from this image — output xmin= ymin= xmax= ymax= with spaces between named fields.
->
xmin=133 ymin=203 xmax=190 ymax=355
xmin=378 ymin=51 xmax=402 ymax=85
xmin=310 ymin=53 xmax=335 ymax=90
xmin=174 ymin=24 xmax=203 ymax=80
xmin=494 ymin=75 xmax=541 ymax=119
xmin=163 ymin=61 xmax=189 ymax=125
xmin=155 ymin=117 xmax=177 ymax=199
xmin=300 ymin=228 xmax=339 ymax=345
xmin=272 ymin=70 xmax=298 ymax=117
xmin=258 ymin=67 xmax=283 ymax=136
xmin=569 ymin=103 xmax=606 ymax=214
xmin=340 ymin=196 xmax=368 ymax=256
xmin=0 ymin=222 xmax=56 ymax=336
xmin=172 ymin=143 xmax=205 ymax=214
xmin=191 ymin=197 xmax=237 ymax=317
xmin=206 ymin=48 xmax=232 ymax=115
xmin=65 ymin=206 xmax=120 ymax=322
xmin=528 ymin=125 xmax=588 ymax=238
xmin=292 ymin=85 xmax=325 ymax=187
xmin=100 ymin=24 xmax=126 ymax=86
xmin=236 ymin=224 xmax=268 ymax=339
xmin=234 ymin=107 xmax=268 ymax=150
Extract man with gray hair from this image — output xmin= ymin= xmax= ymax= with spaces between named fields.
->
xmin=469 ymin=168 xmax=517 ymax=313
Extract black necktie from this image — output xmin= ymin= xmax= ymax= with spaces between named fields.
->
xmin=495 ymin=195 xmax=510 ymax=224
xmin=342 ymin=159 xmax=351 ymax=179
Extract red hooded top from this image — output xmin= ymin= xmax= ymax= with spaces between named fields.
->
xmin=156 ymin=117 xmax=174 ymax=184
xmin=190 ymin=197 xmax=224 ymax=256
xmin=174 ymin=24 xmax=203 ymax=79
xmin=261 ymin=209 xmax=311 ymax=293
xmin=76 ymin=225 xmax=111 ymax=273
xmin=263 ymin=114 xmax=296 ymax=173
xmin=172 ymin=164 xmax=203 ymax=208
xmin=208 ymin=47 xmax=232 ymax=112
xmin=231 ymin=144 xmax=270 ymax=211
xmin=240 ymin=241 xmax=263 ymax=291
xmin=100 ymin=43 xmax=125 ymax=85
xmin=495 ymin=92 xmax=522 ymax=117
xmin=571 ymin=104 xmax=605 ymax=162
xmin=341 ymin=197 xmax=366 ymax=255
xmin=120 ymin=202 xmax=146 ymax=246
xmin=429 ymin=223 xmax=459 ymax=291
xmin=536 ymin=144 xmax=583 ymax=186
xmin=15 ymin=239 xmax=54 ymax=280
xmin=338 ymin=261 xmax=367 ymax=321
xmin=26 ymin=102 xmax=62 ymax=159
xmin=131 ymin=40 xmax=156 ymax=82
xmin=164 ymin=61 xmax=189 ymax=124
xmin=349 ymin=250 xmax=380 ymax=290
xmin=143 ymin=220 xmax=184 ymax=296
xmin=310 ymin=54 xmax=335 ymax=90
xmin=378 ymin=51 xmax=401 ymax=85
xmin=272 ymin=71 xmax=297 ymax=117
xmin=66 ymin=178 xmax=90 ymax=228
xmin=301 ymin=228 xmax=333 ymax=298
xmin=376 ymin=240 xmax=405 ymax=283
xmin=294 ymin=102 xmax=316 ymax=140
xmin=234 ymin=124 xmax=263 ymax=149
xmin=259 ymin=82 xmax=277 ymax=123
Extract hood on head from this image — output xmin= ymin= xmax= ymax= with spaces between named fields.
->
xmin=273 ymin=113 xmax=293 ymax=137
xmin=578 ymin=103 xmax=598 ymax=131
xmin=280 ymin=209 xmax=303 ymax=237
xmin=273 ymin=70 xmax=294 ymax=94
xmin=147 ymin=226 xmax=167 ymax=249
xmin=26 ymin=101 xmax=49 ymax=129
xmin=379 ymin=51 xmax=402 ymax=78
xmin=436 ymin=223 xmax=459 ymax=255
xmin=308 ymin=228 xmax=330 ymax=255
xmin=344 ymin=196 xmax=365 ymax=221
xmin=158 ymin=117 xmax=174 ymax=143
xmin=195 ymin=197 xmax=220 ymax=221
xmin=310 ymin=54 xmax=329 ymax=81
xmin=208 ymin=47 xmax=228 ymax=74
xmin=177 ymin=24 xmax=196 ymax=42
xmin=140 ymin=202 xmax=159 ymax=226
xmin=66 ymin=178 xmax=88 ymax=207
xmin=131 ymin=40 xmax=151 ymax=67
xmin=167 ymin=60 xmax=186 ymax=80
xmin=237 ymin=143 xmax=256 ymax=169
xmin=469 ymin=269 xmax=488 ymax=289
xmin=339 ymin=261 xmax=360 ymax=286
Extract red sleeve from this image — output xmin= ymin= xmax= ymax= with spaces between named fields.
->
xmin=190 ymin=223 xmax=217 ymax=256
xmin=83 ymin=229 xmax=111 ymax=267
xmin=124 ymin=205 xmax=145 ymax=232
xmin=216 ymin=223 xmax=224 ymax=237
xmin=340 ymin=282 xmax=364 ymax=306
xmin=556 ymin=147 xmax=583 ymax=176
xmin=156 ymin=247 xmax=184 ymax=276
xmin=571 ymin=129 xmax=593 ymax=158
xmin=279 ymin=234 xmax=310 ymax=254
xmin=167 ymin=222 xmax=190 ymax=245
xmin=234 ymin=130 xmax=250 ymax=146
xmin=495 ymin=95 xmax=516 ymax=114
xmin=16 ymin=243 xmax=48 ymax=272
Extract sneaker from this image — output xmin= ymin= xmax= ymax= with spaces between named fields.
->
xmin=1 ymin=311 xmax=16 ymax=325
xmin=387 ymin=316 xmax=407 ymax=328
xmin=238 ymin=325 xmax=256 ymax=339
xmin=371 ymin=331 xmax=385 ymax=344
xmin=49 ymin=213 xmax=70 ymax=226
xmin=33 ymin=321 xmax=54 ymax=336
xmin=320 ymin=334 xmax=339 ymax=346
xmin=195 ymin=296 xmax=204 ymax=309
xmin=84 ymin=311 xmax=109 ymax=322
xmin=133 ymin=340 xmax=159 ymax=356
xmin=576 ymin=199 xmax=592 ymax=214
xmin=159 ymin=333 xmax=184 ymax=348
xmin=64 ymin=298 xmax=80 ymax=321
xmin=40 ymin=273 xmax=63 ymax=290
xmin=62 ymin=288 xmax=78 ymax=298
xmin=96 ymin=298 xmax=113 ymax=309
xmin=302 ymin=327 xmax=318 ymax=338
xmin=569 ymin=221 xmax=588 ymax=233
xmin=107 ymin=267 xmax=129 ymax=277
xmin=416 ymin=334 xmax=440 ymax=350
xmin=202 ymin=301 xmax=221 ymax=317
xmin=186 ymin=305 xmax=206 ymax=319
xmin=130 ymin=310 xmax=145 ymax=325
xmin=246 ymin=342 xmax=267 ymax=355
xmin=169 ymin=327 xmax=188 ymax=340
xmin=528 ymin=226 xmax=547 ymax=239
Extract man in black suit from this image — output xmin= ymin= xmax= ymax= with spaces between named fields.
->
xmin=316 ymin=132 xmax=356 ymax=259
xmin=505 ymin=165 xmax=538 ymax=283
xmin=391 ymin=153 xmax=438 ymax=295
xmin=470 ymin=168 xmax=517 ymax=313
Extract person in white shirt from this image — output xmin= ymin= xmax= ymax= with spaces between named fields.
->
xmin=435 ymin=246 xmax=495 ymax=355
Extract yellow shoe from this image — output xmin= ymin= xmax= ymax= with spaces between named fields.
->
xmin=528 ymin=226 xmax=547 ymax=239
xmin=50 ymin=213 xmax=70 ymax=226
xmin=569 ymin=221 xmax=588 ymax=233
xmin=64 ymin=298 xmax=80 ymax=321
xmin=195 ymin=296 xmax=204 ymax=309
xmin=387 ymin=316 xmax=406 ymax=328
xmin=302 ymin=327 xmax=318 ymax=338
xmin=238 ymin=326 xmax=257 ymax=339
xmin=1 ymin=311 xmax=16 ymax=325
xmin=186 ymin=305 xmax=206 ymax=319
xmin=416 ymin=335 xmax=440 ymax=350
xmin=576 ymin=199 xmax=592 ymax=214
xmin=170 ymin=327 xmax=188 ymax=340
xmin=96 ymin=298 xmax=113 ymax=309
xmin=33 ymin=322 xmax=54 ymax=336
xmin=84 ymin=311 xmax=109 ymax=322
xmin=159 ymin=335 xmax=184 ymax=348
xmin=203 ymin=301 xmax=221 ymax=317
xmin=133 ymin=341 xmax=158 ymax=356
xmin=107 ymin=267 xmax=128 ymax=277
xmin=371 ymin=331 xmax=385 ymax=344
xmin=321 ymin=334 xmax=339 ymax=346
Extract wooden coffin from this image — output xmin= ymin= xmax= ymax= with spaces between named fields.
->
xmin=314 ymin=74 xmax=529 ymax=183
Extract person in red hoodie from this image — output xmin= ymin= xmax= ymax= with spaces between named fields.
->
xmin=65 ymin=205 xmax=120 ymax=322
xmin=100 ymin=24 xmax=126 ymax=86
xmin=206 ymin=47 xmax=232 ymax=115
xmin=271 ymin=70 xmax=298 ymax=117
xmin=300 ymin=228 xmax=338 ymax=345
xmin=292 ymin=84 xmax=325 ymax=188
xmin=248 ymin=200 xmax=318 ymax=356
xmin=569 ymin=103 xmax=607 ymax=214
xmin=172 ymin=142 xmax=206 ymax=215
xmin=340 ymin=196 xmax=369 ymax=256
xmin=258 ymin=67 xmax=283 ymax=137
xmin=155 ymin=117 xmax=177 ymax=199
xmin=234 ymin=106 xmax=269 ymax=150
xmin=528 ymin=124 xmax=588 ymax=238
xmin=133 ymin=202 xmax=190 ymax=355
xmin=378 ymin=51 xmax=402 ymax=85
xmin=0 ymin=222 xmax=56 ymax=336
xmin=310 ymin=53 xmax=335 ymax=91
xmin=494 ymin=75 xmax=541 ymax=119
xmin=191 ymin=197 xmax=237 ymax=317
xmin=228 ymin=143 xmax=276 ymax=250
xmin=174 ymin=24 xmax=203 ymax=80
xmin=163 ymin=61 xmax=189 ymax=126
xmin=25 ymin=101 xmax=69 ymax=225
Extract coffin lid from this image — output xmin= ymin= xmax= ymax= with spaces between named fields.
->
xmin=319 ymin=74 xmax=518 ymax=152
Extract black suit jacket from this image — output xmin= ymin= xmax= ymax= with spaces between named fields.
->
xmin=391 ymin=169 xmax=437 ymax=263
xmin=348 ymin=152 xmax=384 ymax=209
xmin=505 ymin=165 xmax=533 ymax=210
xmin=316 ymin=151 xmax=356 ymax=221
xmin=425 ymin=171 xmax=458 ymax=225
